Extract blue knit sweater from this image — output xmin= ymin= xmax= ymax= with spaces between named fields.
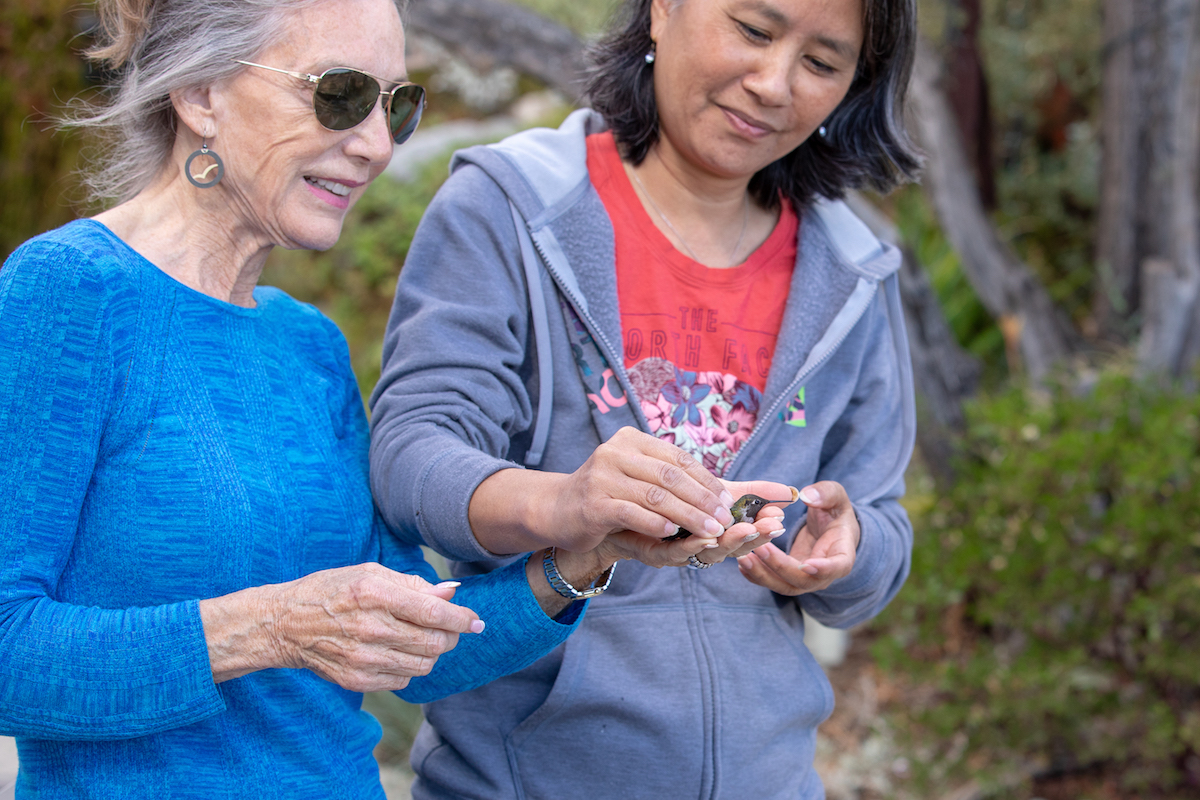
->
xmin=0 ymin=220 xmax=581 ymax=799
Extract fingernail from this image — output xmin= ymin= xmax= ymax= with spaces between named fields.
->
xmin=768 ymin=529 xmax=784 ymax=538
xmin=720 ymin=490 xmax=735 ymax=506
xmin=801 ymin=563 xmax=818 ymax=575
xmin=704 ymin=518 xmax=725 ymax=537
xmin=705 ymin=542 xmax=720 ymax=549
xmin=436 ymin=580 xmax=461 ymax=589
xmin=742 ymin=532 xmax=760 ymax=543
xmin=714 ymin=506 xmax=733 ymax=527
xmin=799 ymin=488 xmax=819 ymax=504
xmin=470 ymin=620 xmax=486 ymax=634
xmin=666 ymin=522 xmax=681 ymax=537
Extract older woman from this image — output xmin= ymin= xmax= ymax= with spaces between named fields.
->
xmin=369 ymin=0 xmax=920 ymax=796
xmin=0 ymin=0 xmax=664 ymax=796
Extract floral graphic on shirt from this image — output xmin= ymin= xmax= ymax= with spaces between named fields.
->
xmin=629 ymin=358 xmax=764 ymax=478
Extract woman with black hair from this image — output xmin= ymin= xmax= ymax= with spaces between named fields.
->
xmin=370 ymin=0 xmax=921 ymax=796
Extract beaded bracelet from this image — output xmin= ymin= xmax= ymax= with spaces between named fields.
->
xmin=542 ymin=547 xmax=616 ymax=599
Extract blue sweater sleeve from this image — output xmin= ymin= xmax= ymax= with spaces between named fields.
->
xmin=0 ymin=241 xmax=224 ymax=740
xmin=377 ymin=530 xmax=582 ymax=704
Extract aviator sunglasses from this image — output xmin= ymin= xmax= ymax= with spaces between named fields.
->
xmin=234 ymin=60 xmax=426 ymax=145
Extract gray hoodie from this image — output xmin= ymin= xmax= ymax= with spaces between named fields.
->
xmin=369 ymin=109 xmax=916 ymax=800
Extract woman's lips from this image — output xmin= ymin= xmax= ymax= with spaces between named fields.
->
xmin=722 ymin=106 xmax=775 ymax=139
xmin=303 ymin=176 xmax=354 ymax=210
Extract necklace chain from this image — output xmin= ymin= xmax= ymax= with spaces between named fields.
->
xmin=630 ymin=167 xmax=749 ymax=268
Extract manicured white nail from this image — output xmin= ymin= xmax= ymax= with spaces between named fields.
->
xmin=799 ymin=488 xmax=819 ymax=505
xmin=768 ymin=529 xmax=784 ymax=538
xmin=470 ymin=620 xmax=486 ymax=634
xmin=720 ymin=490 xmax=735 ymax=507
xmin=742 ymin=532 xmax=760 ymax=543
xmin=705 ymin=542 xmax=720 ymax=549
xmin=704 ymin=518 xmax=725 ymax=537
xmin=436 ymin=581 xmax=461 ymax=589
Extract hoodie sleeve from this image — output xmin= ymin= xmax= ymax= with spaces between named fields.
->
xmin=799 ymin=277 xmax=915 ymax=629
xmin=369 ymin=165 xmax=538 ymax=561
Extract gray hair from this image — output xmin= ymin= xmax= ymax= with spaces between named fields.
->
xmin=66 ymin=0 xmax=405 ymax=206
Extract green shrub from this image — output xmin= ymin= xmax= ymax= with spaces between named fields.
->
xmin=875 ymin=367 xmax=1200 ymax=794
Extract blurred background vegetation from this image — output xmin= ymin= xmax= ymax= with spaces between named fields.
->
xmin=3 ymin=0 xmax=1198 ymax=797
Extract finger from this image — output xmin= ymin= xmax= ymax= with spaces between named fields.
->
xmin=720 ymin=518 xmax=785 ymax=558
xmin=798 ymin=481 xmax=852 ymax=512
xmin=612 ymin=454 xmax=735 ymax=537
xmin=384 ymin=586 xmax=483 ymax=635
xmin=619 ymin=427 xmax=735 ymax=506
xmin=722 ymin=479 xmax=800 ymax=509
xmin=744 ymin=542 xmax=820 ymax=589
xmin=420 ymin=580 xmax=461 ymax=601
xmin=735 ymin=550 xmax=806 ymax=596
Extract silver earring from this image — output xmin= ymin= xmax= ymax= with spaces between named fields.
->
xmin=818 ymin=125 xmax=828 ymax=138
xmin=644 ymin=43 xmax=656 ymax=64
xmin=185 ymin=138 xmax=224 ymax=189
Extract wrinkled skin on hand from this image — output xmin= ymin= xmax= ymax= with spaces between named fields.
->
xmin=202 ymin=562 xmax=482 ymax=692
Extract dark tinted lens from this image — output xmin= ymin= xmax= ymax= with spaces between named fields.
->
xmin=313 ymin=69 xmax=379 ymax=130
xmin=388 ymin=84 xmax=425 ymax=145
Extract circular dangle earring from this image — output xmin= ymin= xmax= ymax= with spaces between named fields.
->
xmin=185 ymin=137 xmax=225 ymax=189
xmin=644 ymin=41 xmax=656 ymax=65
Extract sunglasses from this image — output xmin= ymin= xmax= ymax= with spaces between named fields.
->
xmin=234 ymin=60 xmax=426 ymax=145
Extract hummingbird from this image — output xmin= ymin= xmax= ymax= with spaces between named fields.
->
xmin=664 ymin=493 xmax=789 ymax=541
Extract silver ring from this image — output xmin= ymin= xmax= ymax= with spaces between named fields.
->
xmin=687 ymin=554 xmax=714 ymax=570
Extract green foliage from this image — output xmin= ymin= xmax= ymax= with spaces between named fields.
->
xmin=983 ymin=0 xmax=1103 ymax=327
xmin=0 ymin=1 xmax=92 ymax=259
xmin=891 ymin=185 xmax=1007 ymax=379
xmin=875 ymin=368 xmax=1200 ymax=793
xmin=260 ymin=161 xmax=453 ymax=403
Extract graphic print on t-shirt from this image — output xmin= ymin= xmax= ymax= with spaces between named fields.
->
xmin=586 ymin=130 xmax=800 ymax=477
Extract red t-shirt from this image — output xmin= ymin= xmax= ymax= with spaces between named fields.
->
xmin=586 ymin=131 xmax=798 ymax=477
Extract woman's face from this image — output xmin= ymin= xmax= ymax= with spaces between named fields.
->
xmin=649 ymin=0 xmax=863 ymax=182
xmin=206 ymin=0 xmax=405 ymax=251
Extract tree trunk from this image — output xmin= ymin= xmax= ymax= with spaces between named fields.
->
xmin=847 ymin=192 xmax=982 ymax=485
xmin=943 ymin=0 xmax=997 ymax=209
xmin=909 ymin=38 xmax=1080 ymax=380
xmin=1095 ymin=0 xmax=1200 ymax=375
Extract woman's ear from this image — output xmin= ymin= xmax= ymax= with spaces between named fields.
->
xmin=649 ymin=0 xmax=677 ymax=43
xmin=170 ymin=85 xmax=216 ymax=144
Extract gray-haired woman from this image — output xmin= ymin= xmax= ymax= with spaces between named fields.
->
xmin=0 ymin=0 xmax=625 ymax=797
xmin=369 ymin=0 xmax=921 ymax=796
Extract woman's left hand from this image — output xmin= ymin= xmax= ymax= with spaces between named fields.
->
xmin=735 ymin=481 xmax=860 ymax=595
xmin=600 ymin=478 xmax=792 ymax=569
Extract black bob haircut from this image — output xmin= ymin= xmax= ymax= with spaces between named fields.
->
xmin=584 ymin=0 xmax=922 ymax=211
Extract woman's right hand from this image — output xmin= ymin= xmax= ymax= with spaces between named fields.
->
xmin=199 ymin=563 xmax=482 ymax=692
xmin=470 ymin=426 xmax=738 ymax=555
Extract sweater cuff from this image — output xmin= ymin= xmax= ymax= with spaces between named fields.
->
xmin=397 ymin=556 xmax=584 ymax=704
xmin=415 ymin=446 xmax=521 ymax=561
